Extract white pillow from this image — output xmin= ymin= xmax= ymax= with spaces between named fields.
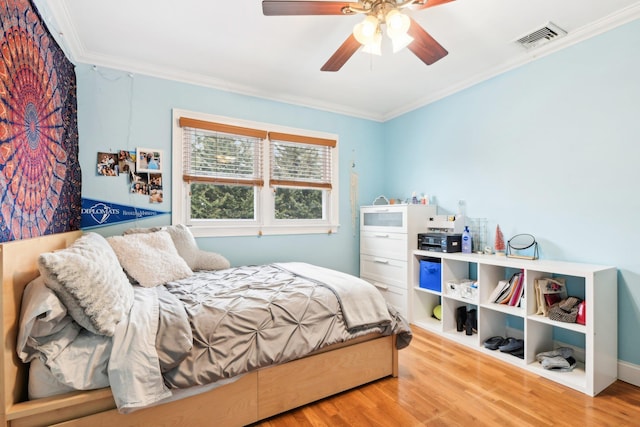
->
xmin=124 ymin=224 xmax=230 ymax=271
xmin=164 ymin=224 xmax=230 ymax=271
xmin=37 ymin=232 xmax=134 ymax=336
xmin=107 ymin=231 xmax=193 ymax=287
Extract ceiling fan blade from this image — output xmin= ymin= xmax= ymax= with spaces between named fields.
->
xmin=262 ymin=1 xmax=355 ymax=15
xmin=406 ymin=17 xmax=448 ymax=66
xmin=413 ymin=0 xmax=455 ymax=10
xmin=321 ymin=34 xmax=361 ymax=72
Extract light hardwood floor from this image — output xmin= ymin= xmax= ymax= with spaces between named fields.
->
xmin=255 ymin=327 xmax=640 ymax=426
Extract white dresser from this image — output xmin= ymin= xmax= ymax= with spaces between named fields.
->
xmin=359 ymin=204 xmax=437 ymax=317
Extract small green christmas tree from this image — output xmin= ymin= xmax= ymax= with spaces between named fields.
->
xmin=495 ymin=224 xmax=505 ymax=255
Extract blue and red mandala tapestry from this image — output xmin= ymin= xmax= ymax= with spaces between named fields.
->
xmin=0 ymin=0 xmax=81 ymax=242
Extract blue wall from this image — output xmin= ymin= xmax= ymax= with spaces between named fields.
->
xmin=383 ymin=19 xmax=640 ymax=365
xmin=77 ymin=18 xmax=640 ymax=365
xmin=77 ymin=64 xmax=385 ymax=275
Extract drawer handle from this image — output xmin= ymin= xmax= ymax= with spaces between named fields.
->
xmin=374 ymin=234 xmax=390 ymax=238
xmin=373 ymin=259 xmax=389 ymax=264
xmin=373 ymin=282 xmax=389 ymax=291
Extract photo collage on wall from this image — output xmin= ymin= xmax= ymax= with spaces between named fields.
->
xmin=96 ymin=148 xmax=163 ymax=204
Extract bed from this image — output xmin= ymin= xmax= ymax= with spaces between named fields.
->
xmin=1 ymin=229 xmax=409 ymax=427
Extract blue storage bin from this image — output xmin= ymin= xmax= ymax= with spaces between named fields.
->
xmin=419 ymin=258 xmax=442 ymax=291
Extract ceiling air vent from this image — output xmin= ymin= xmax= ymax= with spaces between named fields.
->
xmin=516 ymin=22 xmax=567 ymax=49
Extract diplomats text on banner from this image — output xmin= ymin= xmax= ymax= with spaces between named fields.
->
xmin=81 ymin=198 xmax=169 ymax=229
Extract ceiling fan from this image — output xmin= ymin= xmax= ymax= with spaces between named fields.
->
xmin=262 ymin=0 xmax=455 ymax=72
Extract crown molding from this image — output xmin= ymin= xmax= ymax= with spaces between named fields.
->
xmin=40 ymin=1 xmax=640 ymax=123
xmin=382 ymin=2 xmax=640 ymax=121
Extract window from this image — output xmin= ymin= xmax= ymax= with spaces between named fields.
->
xmin=172 ymin=109 xmax=339 ymax=237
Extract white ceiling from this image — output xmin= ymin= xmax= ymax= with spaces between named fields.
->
xmin=36 ymin=0 xmax=640 ymax=121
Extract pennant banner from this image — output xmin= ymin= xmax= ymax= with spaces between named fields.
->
xmin=81 ymin=198 xmax=169 ymax=229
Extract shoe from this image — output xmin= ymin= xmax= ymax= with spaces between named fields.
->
xmin=509 ymin=347 xmax=525 ymax=359
xmin=456 ymin=306 xmax=467 ymax=332
xmin=499 ymin=337 xmax=524 ymax=353
xmin=465 ymin=309 xmax=477 ymax=336
xmin=483 ymin=336 xmax=507 ymax=350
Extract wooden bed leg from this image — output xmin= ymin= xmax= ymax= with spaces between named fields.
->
xmin=392 ymin=335 xmax=399 ymax=377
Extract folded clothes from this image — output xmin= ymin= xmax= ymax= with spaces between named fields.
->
xmin=536 ymin=347 xmax=576 ymax=372
xmin=541 ymin=356 xmax=577 ymax=372
xmin=535 ymin=347 xmax=573 ymax=362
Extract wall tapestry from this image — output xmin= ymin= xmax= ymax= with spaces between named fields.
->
xmin=0 ymin=0 xmax=81 ymax=242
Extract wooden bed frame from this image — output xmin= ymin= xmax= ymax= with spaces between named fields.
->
xmin=1 ymin=231 xmax=398 ymax=427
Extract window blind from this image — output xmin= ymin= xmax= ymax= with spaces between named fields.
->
xmin=268 ymin=132 xmax=335 ymax=190
xmin=180 ymin=118 xmax=265 ymax=186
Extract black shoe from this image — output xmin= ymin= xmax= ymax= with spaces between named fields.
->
xmin=465 ymin=309 xmax=477 ymax=336
xmin=456 ymin=306 xmax=467 ymax=332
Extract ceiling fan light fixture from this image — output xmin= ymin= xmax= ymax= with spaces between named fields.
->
xmin=353 ymin=15 xmax=380 ymax=45
xmin=362 ymin=31 xmax=382 ymax=55
xmin=264 ymin=0 xmax=454 ymax=71
xmin=385 ymin=9 xmax=410 ymax=36
xmin=385 ymin=9 xmax=413 ymax=53
xmin=390 ymin=31 xmax=414 ymax=53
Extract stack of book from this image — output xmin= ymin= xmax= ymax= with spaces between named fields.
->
xmin=488 ymin=271 xmax=524 ymax=307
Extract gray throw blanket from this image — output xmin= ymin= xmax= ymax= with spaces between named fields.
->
xmin=275 ymin=262 xmax=391 ymax=330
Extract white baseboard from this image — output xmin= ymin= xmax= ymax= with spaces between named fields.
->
xmin=617 ymin=360 xmax=640 ymax=387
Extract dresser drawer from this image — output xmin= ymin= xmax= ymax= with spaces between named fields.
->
xmin=360 ymin=254 xmax=407 ymax=290
xmin=362 ymin=277 xmax=407 ymax=316
xmin=360 ymin=204 xmax=436 ymax=234
xmin=360 ymin=231 xmax=408 ymax=260
xmin=360 ymin=206 xmax=408 ymax=233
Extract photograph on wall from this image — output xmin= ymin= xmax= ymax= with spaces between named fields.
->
xmin=130 ymin=171 xmax=149 ymax=194
xmin=136 ymin=148 xmax=162 ymax=172
xmin=118 ymin=149 xmax=136 ymax=173
xmin=149 ymin=188 xmax=163 ymax=203
xmin=97 ymin=152 xmax=119 ymax=176
xmin=149 ymin=173 xmax=163 ymax=203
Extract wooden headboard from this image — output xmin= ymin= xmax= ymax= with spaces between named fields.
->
xmin=1 ymin=231 xmax=82 ymax=420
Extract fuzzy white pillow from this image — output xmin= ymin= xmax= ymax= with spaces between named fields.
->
xmin=164 ymin=224 xmax=230 ymax=271
xmin=124 ymin=224 xmax=230 ymax=271
xmin=107 ymin=231 xmax=193 ymax=288
xmin=37 ymin=232 xmax=134 ymax=336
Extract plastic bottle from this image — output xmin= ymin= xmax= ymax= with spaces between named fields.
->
xmin=462 ymin=225 xmax=472 ymax=254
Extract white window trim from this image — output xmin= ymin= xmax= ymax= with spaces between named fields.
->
xmin=172 ymin=108 xmax=340 ymax=237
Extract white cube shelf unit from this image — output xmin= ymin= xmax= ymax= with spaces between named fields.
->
xmin=410 ymin=250 xmax=617 ymax=396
